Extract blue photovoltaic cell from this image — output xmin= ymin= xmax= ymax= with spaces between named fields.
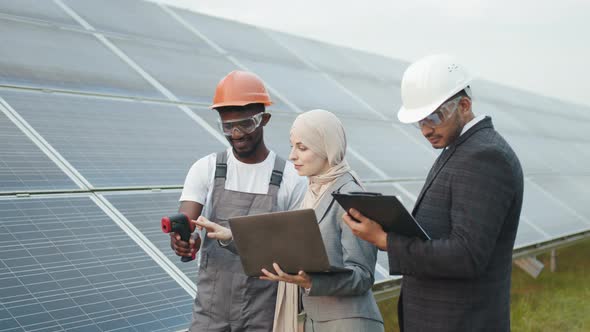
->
xmin=102 ymin=191 xmax=199 ymax=286
xmin=0 ymin=18 xmax=163 ymax=99
xmin=237 ymin=56 xmax=386 ymax=119
xmin=172 ymin=9 xmax=304 ymax=67
xmin=110 ymin=36 xmax=236 ymax=105
xmin=340 ymin=47 xmax=408 ymax=84
xmin=0 ymin=90 xmax=225 ymax=188
xmin=339 ymin=117 xmax=436 ymax=180
xmin=63 ymin=0 xmax=211 ymax=48
xmin=514 ymin=220 xmax=549 ymax=249
xmin=474 ymin=79 xmax=590 ymax=120
xmin=0 ymin=108 xmax=78 ymax=193
xmin=327 ymin=74 xmax=400 ymax=119
xmin=0 ymin=196 xmax=193 ymax=332
xmin=265 ymin=30 xmax=375 ymax=78
xmin=474 ymin=101 xmax=532 ymax=136
xmin=0 ymin=0 xmax=79 ymax=27
xmin=522 ymin=178 xmax=590 ymax=238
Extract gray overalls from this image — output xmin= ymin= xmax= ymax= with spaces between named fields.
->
xmin=190 ymin=151 xmax=285 ymax=332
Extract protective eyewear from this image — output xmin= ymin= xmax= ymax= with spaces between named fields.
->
xmin=218 ymin=113 xmax=264 ymax=136
xmin=413 ymin=96 xmax=462 ymax=129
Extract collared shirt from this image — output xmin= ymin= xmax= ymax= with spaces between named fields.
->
xmin=460 ymin=114 xmax=486 ymax=136
xmin=444 ymin=114 xmax=486 ymax=150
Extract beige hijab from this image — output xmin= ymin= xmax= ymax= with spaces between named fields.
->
xmin=292 ymin=109 xmax=355 ymax=209
xmin=273 ymin=109 xmax=357 ymax=332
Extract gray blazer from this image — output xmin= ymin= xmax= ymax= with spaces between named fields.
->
xmin=302 ymin=173 xmax=384 ymax=324
xmin=387 ymin=117 xmax=524 ymax=331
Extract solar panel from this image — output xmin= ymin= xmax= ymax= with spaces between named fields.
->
xmin=505 ymin=105 xmax=588 ymax=142
xmin=63 ymin=0 xmax=210 ymax=48
xmin=536 ymin=138 xmax=586 ymax=175
xmin=0 ymin=195 xmax=193 ymax=332
xmin=572 ymin=142 xmax=590 ymax=166
xmin=327 ymin=74 xmax=400 ymax=119
xmin=397 ymin=181 xmax=425 ymax=199
xmin=502 ymin=134 xmax=555 ymax=175
xmin=172 ymin=9 xmax=304 ymax=67
xmin=0 ymin=90 xmax=225 ymax=188
xmin=0 ymin=108 xmax=78 ymax=193
xmin=474 ymin=79 xmax=590 ymax=120
xmin=0 ymin=0 xmax=78 ymax=27
xmin=340 ymin=117 xmax=435 ymax=179
xmin=520 ymin=178 xmax=588 ymax=238
xmin=474 ymin=101 xmax=532 ymax=136
xmin=101 ymin=191 xmax=199 ymax=286
xmin=110 ymin=36 xmax=237 ymax=105
xmin=0 ymin=1 xmax=589 ymax=329
xmin=527 ymin=176 xmax=590 ymax=230
xmin=513 ymin=220 xmax=549 ymax=248
xmin=341 ymin=48 xmax=408 ymax=84
xmin=0 ymin=18 xmax=163 ymax=99
xmin=265 ymin=30 xmax=368 ymax=77
xmin=237 ymin=57 xmax=386 ymax=118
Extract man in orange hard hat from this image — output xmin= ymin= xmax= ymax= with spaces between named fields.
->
xmin=170 ymin=70 xmax=306 ymax=331
xmin=343 ymin=55 xmax=524 ymax=331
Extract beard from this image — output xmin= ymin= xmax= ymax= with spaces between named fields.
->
xmin=448 ymin=114 xmax=465 ymax=145
xmin=230 ymin=130 xmax=263 ymax=159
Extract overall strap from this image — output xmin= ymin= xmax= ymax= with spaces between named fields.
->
xmin=269 ymin=154 xmax=286 ymax=188
xmin=210 ymin=151 xmax=228 ymax=205
xmin=214 ymin=151 xmax=228 ymax=179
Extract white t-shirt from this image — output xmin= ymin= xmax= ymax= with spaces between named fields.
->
xmin=180 ymin=148 xmax=307 ymax=219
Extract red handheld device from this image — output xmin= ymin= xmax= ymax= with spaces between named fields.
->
xmin=161 ymin=213 xmax=196 ymax=262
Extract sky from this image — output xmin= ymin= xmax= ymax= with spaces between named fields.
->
xmin=154 ymin=0 xmax=590 ymax=108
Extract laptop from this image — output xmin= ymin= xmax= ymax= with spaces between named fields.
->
xmin=228 ymin=209 xmax=351 ymax=277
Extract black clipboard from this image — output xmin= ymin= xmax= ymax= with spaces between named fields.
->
xmin=333 ymin=192 xmax=431 ymax=241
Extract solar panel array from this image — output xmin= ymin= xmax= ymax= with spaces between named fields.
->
xmin=1 ymin=0 xmax=589 ymax=331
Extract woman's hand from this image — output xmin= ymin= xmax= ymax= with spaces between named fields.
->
xmin=260 ymin=262 xmax=312 ymax=289
xmin=192 ymin=216 xmax=233 ymax=241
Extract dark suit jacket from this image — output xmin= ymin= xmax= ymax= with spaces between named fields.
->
xmin=387 ymin=117 xmax=524 ymax=331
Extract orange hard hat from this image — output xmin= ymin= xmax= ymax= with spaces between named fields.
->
xmin=210 ymin=70 xmax=273 ymax=109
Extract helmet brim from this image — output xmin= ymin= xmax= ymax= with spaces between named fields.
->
xmin=397 ymin=80 xmax=471 ymax=123
xmin=210 ymin=100 xmax=273 ymax=109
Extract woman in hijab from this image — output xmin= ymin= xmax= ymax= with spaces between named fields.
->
xmin=261 ymin=109 xmax=384 ymax=332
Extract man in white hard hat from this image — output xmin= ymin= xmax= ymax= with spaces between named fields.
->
xmin=342 ymin=54 xmax=524 ymax=331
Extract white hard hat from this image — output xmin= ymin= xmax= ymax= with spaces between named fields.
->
xmin=397 ymin=54 xmax=472 ymax=124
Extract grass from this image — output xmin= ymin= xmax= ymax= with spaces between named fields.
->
xmin=377 ymin=238 xmax=590 ymax=332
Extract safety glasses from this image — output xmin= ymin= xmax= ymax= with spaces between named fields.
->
xmin=413 ymin=96 xmax=462 ymax=129
xmin=218 ymin=112 xmax=264 ymax=136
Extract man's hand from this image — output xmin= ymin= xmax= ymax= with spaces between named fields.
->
xmin=260 ymin=263 xmax=312 ymax=289
xmin=342 ymin=208 xmax=388 ymax=250
xmin=170 ymin=232 xmax=200 ymax=257
xmin=193 ymin=216 xmax=233 ymax=241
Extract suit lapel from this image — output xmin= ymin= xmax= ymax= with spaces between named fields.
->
xmin=412 ymin=147 xmax=456 ymax=215
xmin=314 ymin=173 xmax=354 ymax=224
xmin=412 ymin=117 xmax=494 ymax=215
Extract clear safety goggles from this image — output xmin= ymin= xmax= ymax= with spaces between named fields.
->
xmin=218 ymin=112 xmax=264 ymax=136
xmin=413 ymin=96 xmax=462 ymax=129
